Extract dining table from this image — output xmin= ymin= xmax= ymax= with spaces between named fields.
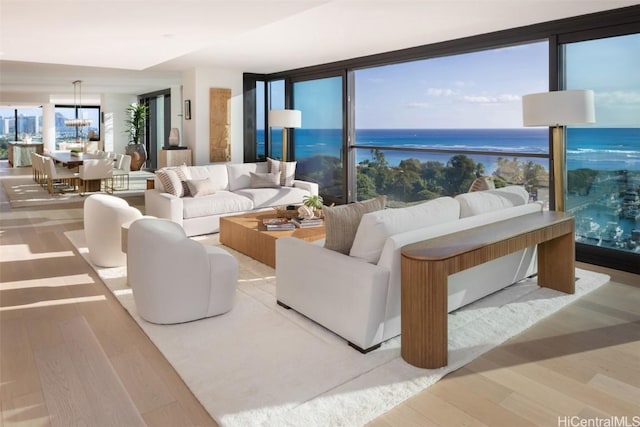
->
xmin=49 ymin=151 xmax=103 ymax=192
xmin=49 ymin=151 xmax=85 ymax=169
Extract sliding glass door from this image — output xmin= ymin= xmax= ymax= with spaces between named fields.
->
xmin=292 ymin=76 xmax=345 ymax=203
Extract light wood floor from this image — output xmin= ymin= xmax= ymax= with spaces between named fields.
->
xmin=1 ymin=162 xmax=638 ymax=427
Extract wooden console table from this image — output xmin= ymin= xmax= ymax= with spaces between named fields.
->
xmin=400 ymin=211 xmax=575 ymax=369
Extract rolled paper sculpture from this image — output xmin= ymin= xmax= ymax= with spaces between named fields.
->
xmin=298 ymin=205 xmax=315 ymax=219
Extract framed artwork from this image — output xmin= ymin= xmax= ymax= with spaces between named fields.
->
xmin=184 ymin=100 xmax=191 ymax=120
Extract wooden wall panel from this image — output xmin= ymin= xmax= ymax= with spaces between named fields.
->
xmin=209 ymin=88 xmax=232 ymax=162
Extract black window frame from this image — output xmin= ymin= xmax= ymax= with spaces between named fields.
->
xmin=243 ymin=5 xmax=640 ymax=273
xmin=55 ymin=104 xmax=101 ymax=142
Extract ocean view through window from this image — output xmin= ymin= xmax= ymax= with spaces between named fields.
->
xmin=352 ymin=41 xmax=550 ymax=204
xmin=248 ymin=9 xmax=640 ymax=272
xmin=564 ymin=33 xmax=640 ymax=255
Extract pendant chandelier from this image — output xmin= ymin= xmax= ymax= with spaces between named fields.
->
xmin=64 ymin=80 xmax=92 ymax=127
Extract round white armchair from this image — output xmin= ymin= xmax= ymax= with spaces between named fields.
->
xmin=84 ymin=194 xmax=142 ymax=267
xmin=127 ymin=218 xmax=238 ymax=324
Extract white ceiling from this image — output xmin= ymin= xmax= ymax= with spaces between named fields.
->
xmin=1 ymin=0 xmax=638 ymax=96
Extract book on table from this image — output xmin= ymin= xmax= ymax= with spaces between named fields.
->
xmin=262 ymin=218 xmax=296 ymax=231
xmin=291 ymin=217 xmax=324 ymax=228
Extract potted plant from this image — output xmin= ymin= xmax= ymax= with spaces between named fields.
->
xmin=303 ymin=194 xmax=324 ymax=217
xmin=124 ymin=103 xmax=149 ymax=170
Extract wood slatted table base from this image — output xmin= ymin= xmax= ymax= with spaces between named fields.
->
xmin=219 ymin=211 xmax=325 ymax=268
xmin=400 ymin=211 xmax=575 ymax=369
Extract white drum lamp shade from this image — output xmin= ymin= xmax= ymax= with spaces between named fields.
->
xmin=268 ymin=109 xmax=302 ymax=128
xmin=268 ymin=109 xmax=301 ymax=162
xmin=522 ymin=89 xmax=595 ymax=211
xmin=522 ymin=90 xmax=595 ymax=127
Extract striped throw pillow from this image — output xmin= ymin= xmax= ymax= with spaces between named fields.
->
xmin=156 ymin=168 xmax=184 ymax=197
xmin=267 ymin=157 xmax=297 ymax=187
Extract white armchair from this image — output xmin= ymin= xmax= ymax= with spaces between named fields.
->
xmin=83 ymin=194 xmax=143 ymax=267
xmin=127 ymin=218 xmax=238 ymax=324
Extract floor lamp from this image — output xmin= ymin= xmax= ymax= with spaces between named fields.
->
xmin=268 ymin=109 xmax=301 ymax=162
xmin=522 ymin=90 xmax=595 ymax=212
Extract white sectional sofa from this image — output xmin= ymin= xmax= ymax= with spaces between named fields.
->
xmin=145 ymin=162 xmax=318 ymax=236
xmin=276 ymin=186 xmax=542 ymax=353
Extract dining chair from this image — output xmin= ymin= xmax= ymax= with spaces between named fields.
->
xmin=78 ymin=158 xmax=114 ymax=195
xmin=30 ymin=152 xmax=39 ymax=183
xmin=109 ymin=154 xmax=131 ymax=191
xmin=42 ymin=156 xmax=78 ymax=194
xmin=36 ymin=154 xmax=48 ymax=187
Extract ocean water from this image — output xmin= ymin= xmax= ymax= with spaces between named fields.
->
xmin=258 ymin=128 xmax=640 ymax=173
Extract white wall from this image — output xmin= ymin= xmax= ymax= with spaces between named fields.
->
xmin=42 ymin=103 xmax=56 ymax=152
xmin=181 ymin=67 xmax=244 ymax=166
xmin=101 ymin=93 xmax=138 ymax=154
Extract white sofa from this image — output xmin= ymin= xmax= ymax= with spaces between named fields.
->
xmin=276 ymin=186 xmax=542 ymax=353
xmin=145 ymin=162 xmax=318 ymax=236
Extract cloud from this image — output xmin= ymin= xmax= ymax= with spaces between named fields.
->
xmin=427 ymin=88 xmax=456 ymax=97
xmin=453 ymin=81 xmax=474 ymax=87
xmin=406 ymin=102 xmax=431 ymax=109
xmin=462 ymin=94 xmax=521 ymax=104
xmin=596 ymin=90 xmax=640 ymax=105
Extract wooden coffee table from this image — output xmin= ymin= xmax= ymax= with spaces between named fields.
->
xmin=219 ymin=211 xmax=325 ymax=268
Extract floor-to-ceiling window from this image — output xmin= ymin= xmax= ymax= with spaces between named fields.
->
xmin=54 ymin=105 xmax=100 ymax=149
xmin=268 ymin=80 xmax=285 ymax=160
xmin=0 ymin=106 xmax=43 ymax=159
xmin=243 ymin=6 xmax=640 ymax=272
xmin=353 ymin=41 xmax=549 ymax=205
xmin=255 ymin=81 xmax=266 ymax=161
xmin=562 ymin=33 xmax=640 ymax=265
xmin=139 ymin=89 xmax=171 ymax=170
xmin=292 ymin=76 xmax=344 ymax=202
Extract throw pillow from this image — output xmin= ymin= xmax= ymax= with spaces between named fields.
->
xmin=187 ymin=178 xmax=217 ymax=197
xmin=249 ymin=171 xmax=281 ymax=188
xmin=175 ymin=164 xmax=192 ymax=196
xmin=267 ymin=157 xmax=297 ymax=187
xmin=323 ymin=195 xmax=386 ymax=255
xmin=350 ymin=197 xmax=460 ymax=263
xmin=156 ymin=168 xmax=184 ymax=197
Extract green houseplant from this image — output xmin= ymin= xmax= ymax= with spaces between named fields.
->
xmin=124 ymin=103 xmax=149 ymax=170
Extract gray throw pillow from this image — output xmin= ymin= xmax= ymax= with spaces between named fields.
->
xmin=323 ymin=195 xmax=386 ymax=255
xmin=187 ymin=178 xmax=217 ymax=197
xmin=250 ymin=171 xmax=281 ymax=188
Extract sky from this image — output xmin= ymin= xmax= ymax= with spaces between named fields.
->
xmin=262 ymin=34 xmax=639 ymax=130
xmin=355 ymin=41 xmax=549 ymax=129
xmin=566 ymin=33 xmax=640 ymax=127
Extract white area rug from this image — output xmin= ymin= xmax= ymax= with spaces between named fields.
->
xmin=1 ymin=170 xmax=154 ymax=208
xmin=65 ymin=230 xmax=610 ymax=427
